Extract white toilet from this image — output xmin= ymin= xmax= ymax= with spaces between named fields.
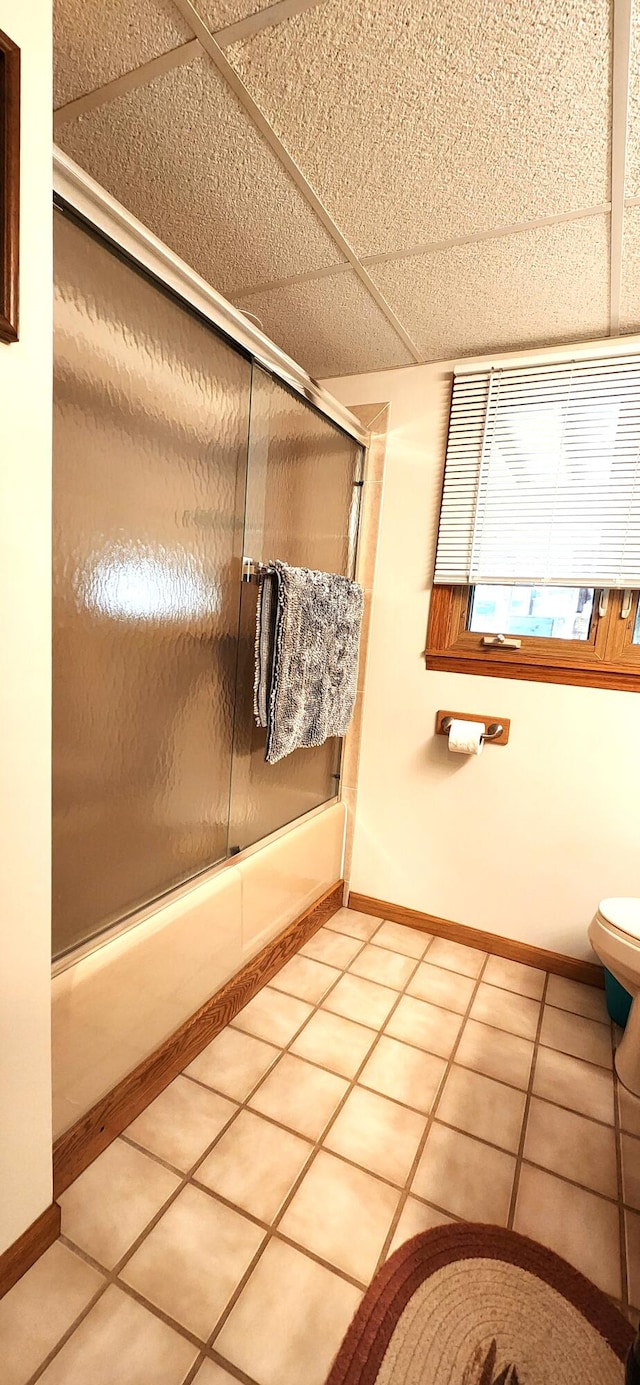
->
xmin=589 ymin=897 xmax=640 ymax=1095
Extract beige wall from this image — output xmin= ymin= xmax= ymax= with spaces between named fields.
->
xmin=325 ymin=338 xmax=640 ymax=962
xmin=0 ymin=1 xmax=53 ymax=1251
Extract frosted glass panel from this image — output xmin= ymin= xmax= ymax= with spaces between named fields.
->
xmin=53 ymin=211 xmax=251 ymax=958
xmin=229 ymin=366 xmax=362 ymax=851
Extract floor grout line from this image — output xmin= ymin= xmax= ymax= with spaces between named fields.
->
xmin=22 ymin=913 xmax=632 ymax=1384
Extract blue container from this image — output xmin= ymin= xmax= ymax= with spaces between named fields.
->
xmin=604 ymin=967 xmax=632 ymax=1028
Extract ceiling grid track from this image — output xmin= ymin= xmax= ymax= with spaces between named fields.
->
xmin=163 ymin=0 xmax=426 ymax=363
xmin=610 ymin=0 xmax=634 ymax=335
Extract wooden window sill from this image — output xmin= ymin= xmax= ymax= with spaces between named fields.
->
xmin=425 ymin=651 xmax=640 ymax=693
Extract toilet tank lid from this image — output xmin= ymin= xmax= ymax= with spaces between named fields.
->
xmin=598 ymin=897 xmax=640 ymax=938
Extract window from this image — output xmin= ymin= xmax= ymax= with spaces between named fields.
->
xmin=426 ymin=354 xmax=640 ymax=691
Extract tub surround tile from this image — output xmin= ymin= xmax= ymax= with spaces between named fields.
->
xmin=214 ymin=1238 xmax=361 ymax=1385
xmin=371 ymin=920 xmax=432 ymax=959
xmin=470 ymin=984 xmax=540 ymax=1041
xmin=523 ymin=1097 xmax=618 ymax=1198
xmin=437 ymin=1065 xmax=527 ymax=1153
xmin=411 ymin=1123 xmax=515 ymax=1224
xmin=121 ymin=1184 xmax=264 ymax=1340
xmin=279 ymin=1149 xmax=400 ymax=1282
xmin=407 ymin=962 xmax=475 ymax=1015
xmin=232 ymin=987 xmax=313 ymax=1047
xmin=539 ymin=1005 xmax=613 ymax=1069
xmin=482 ymin=956 xmax=546 ymax=1000
xmin=124 ymin=1076 xmax=237 ymax=1171
xmin=532 ymin=1046 xmax=615 ymax=1125
xmin=36 ymin=1285 xmax=198 ymax=1385
xmin=270 ymin=953 xmax=341 ymax=1005
xmin=326 ymin=908 xmax=382 ymax=941
xmin=196 ymin=1111 xmax=313 ymax=1223
xmin=358 ymin=1035 xmax=446 ymax=1113
xmin=455 ymin=1018 xmax=534 ymax=1090
xmin=322 ymin=972 xmax=397 ymax=1029
xmin=184 ymin=1027 xmax=280 ymax=1102
xmin=514 ymin=1164 xmax=622 ymax=1300
xmin=325 ymin=1085 xmax=426 ymax=1186
xmin=0 ymin=1240 xmax=105 ymax=1385
xmin=290 ymin=1008 xmax=376 ymax=1078
xmin=248 ymin=1053 xmax=349 ymax=1140
xmin=385 ymin=994 xmax=463 ymax=1058
xmin=59 ymin=1138 xmax=180 ymax=1269
xmin=425 ymin=937 xmax=486 ymax=979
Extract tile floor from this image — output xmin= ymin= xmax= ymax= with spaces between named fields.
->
xmin=3 ymin=906 xmax=640 ymax=1385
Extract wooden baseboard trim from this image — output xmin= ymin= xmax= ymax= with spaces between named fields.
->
xmin=53 ymin=880 xmax=343 ymax=1197
xmin=0 ymin=1203 xmax=61 ymax=1299
xmin=348 ymin=892 xmax=605 ymax=989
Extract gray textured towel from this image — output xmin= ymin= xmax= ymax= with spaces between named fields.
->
xmin=254 ymin=560 xmax=364 ymax=764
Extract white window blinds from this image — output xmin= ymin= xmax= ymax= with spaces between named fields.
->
xmin=434 ymin=355 xmax=640 ymax=587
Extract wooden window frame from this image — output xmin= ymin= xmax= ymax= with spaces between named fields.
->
xmin=426 ymin=585 xmax=640 ymax=692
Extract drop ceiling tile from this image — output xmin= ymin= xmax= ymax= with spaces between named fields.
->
xmin=228 ymin=0 xmax=611 ymax=257
xmin=369 ymin=214 xmax=610 ymax=361
xmin=200 ymin=0 xmax=287 ymax=26
xmin=54 ymin=0 xmax=193 ymax=108
xmin=626 ymin=3 xmax=640 ymax=197
xmin=56 ymin=56 xmax=343 ymax=299
xmin=621 ymin=203 xmax=640 ymax=331
xmin=235 ymin=271 xmax=414 ymax=376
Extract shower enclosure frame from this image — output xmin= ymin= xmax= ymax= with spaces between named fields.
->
xmin=52 ymin=146 xmax=368 ymax=974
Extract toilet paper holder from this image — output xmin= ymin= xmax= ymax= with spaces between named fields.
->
xmin=436 ymin=710 xmax=510 ymax=746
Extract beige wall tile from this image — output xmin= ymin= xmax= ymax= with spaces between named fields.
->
xmin=121 ymin=1185 xmax=264 ymax=1340
xmin=196 ymin=1111 xmax=312 ymax=1223
xmin=184 ymin=1027 xmax=280 ymax=1103
xmin=124 ymin=1077 xmax=237 ymax=1172
xmin=411 ymin=1123 xmax=515 ymax=1223
xmin=59 ymin=1139 xmax=180 ymax=1269
xmin=214 ymin=1238 xmax=361 ymax=1385
xmin=37 ymin=1285 xmax=198 ymax=1385
xmin=249 ymin=1053 xmax=348 ymax=1140
xmin=1 ymin=1241 xmax=105 ymax=1385
xmin=514 ymin=1164 xmax=621 ymax=1299
xmin=325 ymin=1085 xmax=425 ymax=1185
xmin=279 ymin=1149 xmax=399 ymax=1282
xmin=356 ymin=481 xmax=383 ymax=590
xmin=437 ymin=1066 xmax=526 ymax=1154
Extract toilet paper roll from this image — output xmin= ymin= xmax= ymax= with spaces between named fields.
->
xmin=447 ymin=718 xmax=485 ymax=755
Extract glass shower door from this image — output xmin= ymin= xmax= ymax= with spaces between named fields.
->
xmin=53 ymin=210 xmax=251 ymax=959
xmin=228 ymin=365 xmax=363 ymax=852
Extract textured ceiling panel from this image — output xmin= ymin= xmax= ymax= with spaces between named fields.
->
xmin=199 ymin=0 xmax=282 ymax=25
xmin=235 ymin=272 xmax=414 ymax=376
xmin=625 ymin=3 xmax=640 ymax=197
xmin=620 ymin=204 xmax=640 ymax=331
xmin=370 ymin=215 xmax=610 ymax=361
xmin=228 ymin=0 xmax=611 ymax=257
xmin=56 ymin=57 xmax=343 ymax=298
xmin=54 ymin=0 xmax=192 ymax=108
